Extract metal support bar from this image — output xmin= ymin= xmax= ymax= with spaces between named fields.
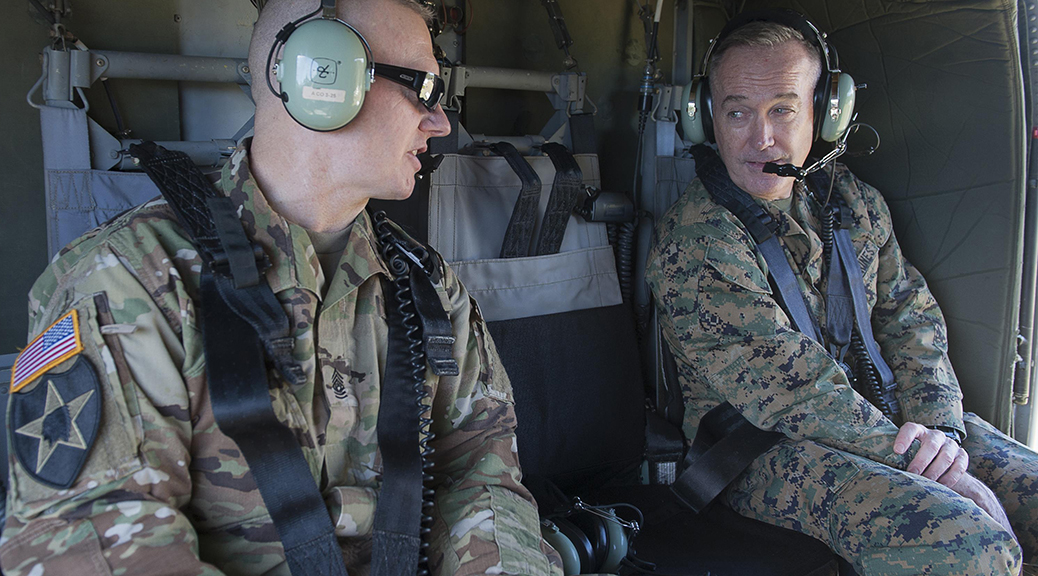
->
xmin=446 ymin=65 xmax=585 ymax=101
xmin=39 ymin=47 xmax=252 ymax=108
xmin=91 ymin=50 xmax=250 ymax=84
xmin=117 ymin=139 xmax=238 ymax=171
xmin=467 ymin=134 xmax=545 ymax=155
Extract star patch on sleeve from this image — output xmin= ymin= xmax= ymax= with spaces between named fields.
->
xmin=10 ymin=356 xmax=101 ymax=489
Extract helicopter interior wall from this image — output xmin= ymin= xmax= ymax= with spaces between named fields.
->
xmin=2 ymin=0 xmax=1032 ymax=439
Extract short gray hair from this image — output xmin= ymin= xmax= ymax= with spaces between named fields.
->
xmin=710 ymin=21 xmax=822 ymax=78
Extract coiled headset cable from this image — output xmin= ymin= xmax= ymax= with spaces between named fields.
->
xmin=373 ymin=211 xmax=437 ymax=576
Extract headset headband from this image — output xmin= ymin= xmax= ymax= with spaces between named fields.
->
xmin=700 ymin=8 xmax=838 ymax=80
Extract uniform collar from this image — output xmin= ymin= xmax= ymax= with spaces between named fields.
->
xmin=216 ymin=142 xmax=389 ymax=302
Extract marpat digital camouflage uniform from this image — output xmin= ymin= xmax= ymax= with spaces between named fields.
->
xmin=646 ymin=164 xmax=1038 ymax=576
xmin=2 ymin=144 xmax=563 ymax=576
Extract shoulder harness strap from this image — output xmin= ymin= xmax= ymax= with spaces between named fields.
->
xmin=689 ymin=145 xmax=822 ymax=343
xmin=129 ymin=142 xmax=346 ymax=576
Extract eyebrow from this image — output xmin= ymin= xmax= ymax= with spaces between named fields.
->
xmin=720 ymin=92 xmax=801 ymax=106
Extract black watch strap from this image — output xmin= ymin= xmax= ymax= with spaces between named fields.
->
xmin=929 ymin=425 xmax=965 ymax=445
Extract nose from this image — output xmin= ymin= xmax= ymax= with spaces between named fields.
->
xmin=752 ymin=116 xmax=775 ymax=150
xmin=421 ymin=103 xmax=451 ymax=138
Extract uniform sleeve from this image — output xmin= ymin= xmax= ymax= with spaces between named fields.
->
xmin=425 ymin=264 xmax=563 ymax=576
xmin=858 ymin=176 xmax=965 ymax=434
xmin=2 ymin=242 xmax=222 ymax=576
xmin=646 ymin=216 xmax=915 ymax=470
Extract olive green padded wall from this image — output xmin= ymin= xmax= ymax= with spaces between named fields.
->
xmin=0 ymin=7 xmax=50 ymax=354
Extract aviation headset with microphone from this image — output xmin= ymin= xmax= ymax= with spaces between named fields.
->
xmin=680 ymin=9 xmax=857 ymax=145
xmin=266 ymin=0 xmax=374 ymax=132
xmin=265 ymin=0 xmax=446 ymax=132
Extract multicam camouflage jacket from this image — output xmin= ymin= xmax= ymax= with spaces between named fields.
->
xmin=3 ymin=145 xmax=561 ymax=576
xmin=646 ymin=164 xmax=964 ymax=470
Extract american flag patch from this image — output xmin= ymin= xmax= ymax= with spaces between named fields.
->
xmin=10 ymin=310 xmax=83 ymax=393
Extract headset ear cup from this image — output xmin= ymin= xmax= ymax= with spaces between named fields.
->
xmin=600 ymin=510 xmax=629 ymax=574
xmin=540 ymin=520 xmax=581 ymax=576
xmin=569 ymin=512 xmax=609 ymax=572
xmin=818 ymin=72 xmax=857 ymax=142
xmin=681 ymin=79 xmax=711 ymax=145
xmin=553 ymin=517 xmax=594 ymax=575
xmin=275 ymin=18 xmax=371 ymax=131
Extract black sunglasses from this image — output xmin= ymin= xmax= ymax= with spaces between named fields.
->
xmin=372 ymin=63 xmax=445 ymax=110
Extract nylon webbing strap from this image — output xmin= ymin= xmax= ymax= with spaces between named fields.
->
xmin=537 ymin=143 xmax=583 ymax=255
xmin=492 ymin=142 xmax=542 ymax=258
xmin=690 ymin=145 xmax=822 ymax=343
xmin=671 ymin=402 xmax=783 ymax=513
xmin=130 ymin=141 xmax=346 ymax=576
xmin=202 ymin=273 xmax=347 ymax=576
xmin=824 ymin=208 xmax=853 ymax=351
xmin=834 ymin=225 xmax=899 ymax=414
xmin=371 ymin=275 xmax=423 ymax=576
xmin=128 ymin=142 xmax=304 ymax=386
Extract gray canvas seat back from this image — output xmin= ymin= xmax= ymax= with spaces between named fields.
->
xmin=426 ymin=147 xmax=644 ymax=491
xmin=429 ymin=151 xmax=622 ymax=322
xmin=39 ymin=107 xmax=161 ymax=254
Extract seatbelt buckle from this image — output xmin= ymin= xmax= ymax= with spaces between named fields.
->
xmin=425 ymin=335 xmax=459 ymax=376
xmin=838 ymin=204 xmax=853 ymax=230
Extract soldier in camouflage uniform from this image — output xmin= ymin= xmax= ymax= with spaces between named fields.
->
xmin=647 ymin=18 xmax=1038 ymax=576
xmin=1 ymin=1 xmax=562 ymax=574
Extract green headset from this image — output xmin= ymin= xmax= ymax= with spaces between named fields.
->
xmin=680 ymin=9 xmax=857 ymax=145
xmin=266 ymin=0 xmax=374 ymax=132
xmin=541 ymin=504 xmax=632 ymax=576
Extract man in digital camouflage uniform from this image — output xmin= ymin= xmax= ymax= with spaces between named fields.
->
xmin=647 ymin=18 xmax=1038 ymax=576
xmin=1 ymin=1 xmax=562 ymax=574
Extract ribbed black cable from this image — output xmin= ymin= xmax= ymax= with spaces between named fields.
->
xmin=372 ymin=212 xmax=435 ymax=576
xmin=818 ymin=195 xmax=895 ymax=420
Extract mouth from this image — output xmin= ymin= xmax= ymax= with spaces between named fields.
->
xmin=747 ymin=159 xmax=786 ymax=172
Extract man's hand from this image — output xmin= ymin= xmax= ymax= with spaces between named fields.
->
xmin=949 ymin=473 xmax=1017 ymax=540
xmin=893 ymin=422 xmax=968 ymax=488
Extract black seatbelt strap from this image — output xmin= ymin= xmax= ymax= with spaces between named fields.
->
xmin=492 ymin=142 xmax=542 ymax=258
xmin=128 ymin=142 xmax=346 ymax=576
xmin=202 ymin=274 xmax=347 ymax=576
xmin=371 ymin=276 xmax=423 ymax=576
xmin=537 ymin=143 xmax=583 ymax=255
xmin=370 ymin=212 xmax=458 ymax=576
xmin=670 ymin=402 xmax=783 ymax=513
xmin=690 ymin=145 xmax=822 ymax=343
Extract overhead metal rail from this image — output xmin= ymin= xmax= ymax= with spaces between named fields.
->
xmin=28 ymin=45 xmax=590 ymax=166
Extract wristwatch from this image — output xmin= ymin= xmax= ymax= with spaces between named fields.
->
xmin=929 ymin=425 xmax=965 ymax=445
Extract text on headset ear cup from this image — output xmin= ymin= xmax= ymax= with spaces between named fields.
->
xmin=275 ymin=18 xmax=371 ymax=131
